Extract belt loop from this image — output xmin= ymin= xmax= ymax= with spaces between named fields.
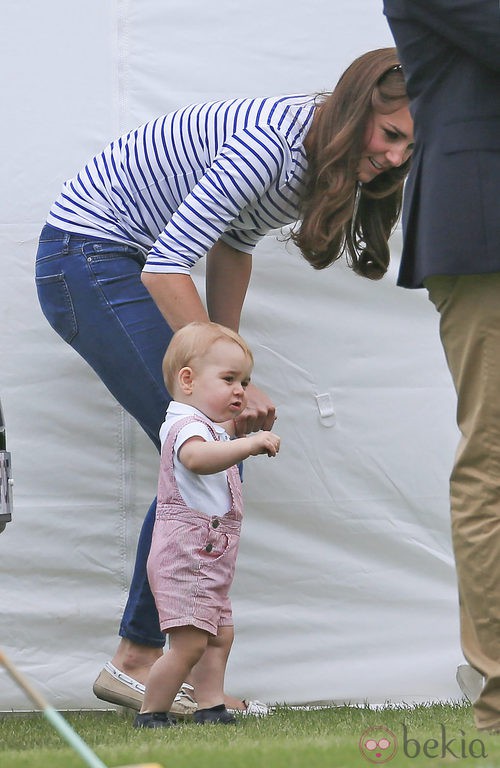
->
xmin=62 ymin=232 xmax=70 ymax=255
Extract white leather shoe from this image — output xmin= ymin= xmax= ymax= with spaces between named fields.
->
xmin=456 ymin=664 xmax=484 ymax=703
xmin=93 ymin=662 xmax=197 ymax=717
xmin=227 ymin=699 xmax=271 ymax=716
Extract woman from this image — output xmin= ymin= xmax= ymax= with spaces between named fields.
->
xmin=35 ymin=47 xmax=414 ymax=714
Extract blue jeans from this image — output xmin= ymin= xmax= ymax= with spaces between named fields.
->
xmin=35 ymin=224 xmax=172 ymax=647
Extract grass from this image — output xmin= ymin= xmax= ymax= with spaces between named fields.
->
xmin=1 ymin=702 xmax=500 ymax=768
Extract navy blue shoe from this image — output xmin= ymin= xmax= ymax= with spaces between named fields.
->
xmin=194 ymin=705 xmax=236 ymax=724
xmin=133 ymin=711 xmax=176 ymax=728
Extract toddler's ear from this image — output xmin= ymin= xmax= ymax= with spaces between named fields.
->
xmin=178 ymin=366 xmax=194 ymax=394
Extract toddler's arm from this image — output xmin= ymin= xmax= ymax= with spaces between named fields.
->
xmin=178 ymin=431 xmax=280 ymax=475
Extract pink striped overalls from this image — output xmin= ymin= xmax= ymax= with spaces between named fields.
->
xmin=147 ymin=415 xmax=243 ymax=635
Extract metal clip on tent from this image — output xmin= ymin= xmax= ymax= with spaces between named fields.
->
xmin=0 ymin=398 xmax=13 ymax=533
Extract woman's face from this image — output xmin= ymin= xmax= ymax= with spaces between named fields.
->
xmin=357 ymin=104 xmax=414 ymax=183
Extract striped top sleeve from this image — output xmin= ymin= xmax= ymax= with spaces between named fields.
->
xmin=46 ymin=96 xmax=315 ymax=274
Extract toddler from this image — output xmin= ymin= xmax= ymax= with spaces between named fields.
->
xmin=134 ymin=322 xmax=280 ymax=727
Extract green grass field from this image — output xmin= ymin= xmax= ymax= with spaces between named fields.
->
xmin=1 ymin=702 xmax=500 ymax=768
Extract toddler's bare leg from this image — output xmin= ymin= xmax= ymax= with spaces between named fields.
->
xmin=141 ymin=626 xmax=208 ymax=713
xmin=190 ymin=625 xmax=234 ymax=709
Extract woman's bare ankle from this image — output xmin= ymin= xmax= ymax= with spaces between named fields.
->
xmin=111 ymin=639 xmax=163 ymax=683
xmin=223 ymin=693 xmax=245 ymax=710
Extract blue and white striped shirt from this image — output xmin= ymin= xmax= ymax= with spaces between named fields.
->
xmin=47 ymin=95 xmax=316 ymax=274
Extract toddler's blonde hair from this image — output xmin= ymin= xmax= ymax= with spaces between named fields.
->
xmin=162 ymin=321 xmax=253 ymax=394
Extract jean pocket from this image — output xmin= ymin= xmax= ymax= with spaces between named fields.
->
xmin=35 ymin=273 xmax=78 ymax=344
xmin=83 ymin=240 xmax=146 ymax=268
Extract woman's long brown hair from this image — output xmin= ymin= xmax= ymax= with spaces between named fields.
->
xmin=291 ymin=48 xmax=411 ymax=279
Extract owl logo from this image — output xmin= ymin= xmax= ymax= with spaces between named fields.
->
xmin=359 ymin=726 xmax=398 ymax=763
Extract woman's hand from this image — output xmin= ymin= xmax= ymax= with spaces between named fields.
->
xmin=232 ymin=381 xmax=276 ymax=436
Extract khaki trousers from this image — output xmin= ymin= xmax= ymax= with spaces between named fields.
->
xmin=426 ymin=274 xmax=500 ymax=731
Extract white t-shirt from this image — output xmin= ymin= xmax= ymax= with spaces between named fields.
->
xmin=159 ymin=401 xmax=232 ymax=517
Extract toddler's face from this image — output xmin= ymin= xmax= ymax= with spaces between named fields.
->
xmin=188 ymin=339 xmax=252 ymax=423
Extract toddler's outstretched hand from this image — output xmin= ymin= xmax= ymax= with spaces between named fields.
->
xmin=247 ymin=430 xmax=281 ymax=458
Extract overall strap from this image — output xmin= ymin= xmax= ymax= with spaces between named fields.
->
xmin=157 ymin=414 xmax=221 ymax=506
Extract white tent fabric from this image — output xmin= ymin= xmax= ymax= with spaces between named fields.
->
xmin=1 ymin=1 xmax=465 ymax=710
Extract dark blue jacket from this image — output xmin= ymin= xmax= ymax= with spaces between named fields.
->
xmin=383 ymin=0 xmax=500 ymax=288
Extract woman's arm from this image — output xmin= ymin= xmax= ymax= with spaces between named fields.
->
xmin=207 ymin=239 xmax=277 ymax=432
xmin=142 ymin=238 xmax=277 ymax=432
xmin=206 ymin=239 xmax=277 ymax=431
xmin=205 ymin=239 xmax=252 ymax=331
xmin=141 ymin=239 xmax=251 ymax=332
xmin=141 ymin=272 xmax=209 ymax=332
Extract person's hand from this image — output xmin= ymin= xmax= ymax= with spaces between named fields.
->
xmin=233 ymin=382 xmax=276 ymax=435
xmin=246 ymin=430 xmax=281 ymax=458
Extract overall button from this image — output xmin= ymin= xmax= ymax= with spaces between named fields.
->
xmin=212 ymin=519 xmax=220 ymax=528
xmin=205 ymin=544 xmax=213 ymax=552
